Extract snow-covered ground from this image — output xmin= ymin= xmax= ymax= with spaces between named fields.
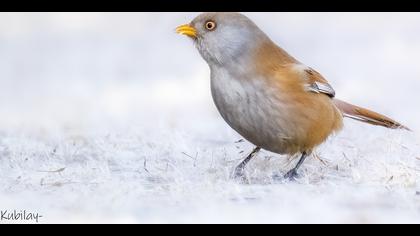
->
xmin=0 ymin=12 xmax=420 ymax=223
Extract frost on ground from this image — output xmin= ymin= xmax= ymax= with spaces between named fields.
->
xmin=1 ymin=13 xmax=420 ymax=223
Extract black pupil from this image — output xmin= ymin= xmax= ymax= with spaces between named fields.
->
xmin=207 ymin=22 xmax=213 ymax=29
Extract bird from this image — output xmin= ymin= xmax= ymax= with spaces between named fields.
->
xmin=176 ymin=12 xmax=409 ymax=180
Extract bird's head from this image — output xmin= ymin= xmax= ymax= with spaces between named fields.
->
xmin=176 ymin=12 xmax=269 ymax=67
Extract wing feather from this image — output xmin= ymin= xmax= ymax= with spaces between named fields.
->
xmin=302 ymin=67 xmax=336 ymax=98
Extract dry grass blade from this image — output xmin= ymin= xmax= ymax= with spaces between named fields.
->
xmin=314 ymin=153 xmax=328 ymax=166
xmin=37 ymin=167 xmax=66 ymax=173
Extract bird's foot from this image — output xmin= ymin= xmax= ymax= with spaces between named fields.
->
xmin=231 ymin=167 xmax=248 ymax=183
xmin=271 ymin=169 xmax=302 ymax=183
xmin=283 ymin=169 xmax=299 ymax=181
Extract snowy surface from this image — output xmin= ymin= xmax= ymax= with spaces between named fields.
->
xmin=0 ymin=12 xmax=420 ymax=223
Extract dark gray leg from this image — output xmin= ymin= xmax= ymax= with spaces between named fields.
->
xmin=232 ymin=147 xmax=261 ymax=179
xmin=284 ymin=151 xmax=308 ymax=180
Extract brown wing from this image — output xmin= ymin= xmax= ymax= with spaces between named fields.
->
xmin=284 ymin=64 xmax=409 ymax=130
xmin=303 ymin=67 xmax=409 ymax=130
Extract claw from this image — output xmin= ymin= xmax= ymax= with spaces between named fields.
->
xmin=283 ymin=169 xmax=299 ymax=181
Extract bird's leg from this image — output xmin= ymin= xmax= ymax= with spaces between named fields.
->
xmin=232 ymin=147 xmax=261 ymax=179
xmin=284 ymin=151 xmax=309 ymax=180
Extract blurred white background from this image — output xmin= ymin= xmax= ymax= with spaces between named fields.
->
xmin=1 ymin=12 xmax=419 ymax=133
xmin=0 ymin=13 xmax=419 ymax=223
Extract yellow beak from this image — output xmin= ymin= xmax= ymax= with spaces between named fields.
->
xmin=176 ymin=24 xmax=197 ymax=39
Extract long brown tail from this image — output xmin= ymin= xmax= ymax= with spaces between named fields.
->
xmin=333 ymin=99 xmax=410 ymax=130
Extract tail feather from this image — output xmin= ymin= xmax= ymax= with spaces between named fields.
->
xmin=333 ymin=99 xmax=410 ymax=131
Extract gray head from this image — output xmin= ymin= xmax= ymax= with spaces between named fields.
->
xmin=176 ymin=12 xmax=269 ymax=66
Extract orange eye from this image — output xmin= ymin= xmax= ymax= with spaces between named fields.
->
xmin=205 ymin=21 xmax=216 ymax=31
